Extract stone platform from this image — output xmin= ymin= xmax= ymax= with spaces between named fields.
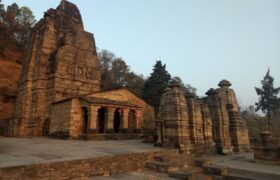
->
xmin=208 ymin=153 xmax=280 ymax=180
xmin=0 ymin=137 xmax=165 ymax=179
xmin=0 ymin=137 xmax=161 ymax=168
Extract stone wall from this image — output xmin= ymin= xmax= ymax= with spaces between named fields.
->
xmin=50 ymin=98 xmax=89 ymax=139
xmin=0 ymin=150 xmax=167 ymax=179
xmin=69 ymin=98 xmax=84 ymax=138
xmin=49 ymin=99 xmax=72 ymax=137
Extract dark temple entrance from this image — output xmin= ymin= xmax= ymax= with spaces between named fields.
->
xmin=114 ymin=108 xmax=121 ymax=133
xmin=98 ymin=107 xmax=106 ymax=134
xmin=82 ymin=107 xmax=88 ymax=134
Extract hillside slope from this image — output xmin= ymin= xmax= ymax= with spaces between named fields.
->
xmin=0 ymin=45 xmax=22 ymax=122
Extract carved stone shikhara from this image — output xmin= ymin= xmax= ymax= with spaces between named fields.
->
xmin=157 ymin=79 xmax=250 ymax=154
xmin=12 ymin=1 xmax=100 ymax=136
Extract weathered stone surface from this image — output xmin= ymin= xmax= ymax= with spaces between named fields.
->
xmin=157 ymin=81 xmax=190 ymax=148
xmin=254 ymin=131 xmax=280 ymax=165
xmin=216 ymin=80 xmax=250 ymax=153
xmin=11 ymin=0 xmax=101 ymax=137
xmin=157 ymin=79 xmax=250 ymax=154
xmin=206 ymin=88 xmax=233 ymax=154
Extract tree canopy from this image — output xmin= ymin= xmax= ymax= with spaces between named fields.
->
xmin=143 ymin=60 xmax=171 ymax=114
xmin=171 ymin=76 xmax=197 ymax=95
xmin=255 ymin=69 xmax=280 ymax=131
xmin=0 ymin=1 xmax=36 ymax=52
xmin=98 ymin=49 xmax=145 ymax=97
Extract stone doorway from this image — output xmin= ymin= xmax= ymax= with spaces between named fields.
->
xmin=114 ymin=108 xmax=121 ymax=133
xmin=82 ymin=107 xmax=88 ymax=134
xmin=98 ymin=107 xmax=106 ymax=134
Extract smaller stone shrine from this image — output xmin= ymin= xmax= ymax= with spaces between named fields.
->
xmin=254 ymin=131 xmax=280 ymax=165
xmin=156 ymin=79 xmax=250 ymax=154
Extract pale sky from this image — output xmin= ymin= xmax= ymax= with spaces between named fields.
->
xmin=3 ymin=0 xmax=280 ymax=108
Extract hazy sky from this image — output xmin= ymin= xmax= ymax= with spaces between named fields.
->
xmin=3 ymin=0 xmax=280 ymax=108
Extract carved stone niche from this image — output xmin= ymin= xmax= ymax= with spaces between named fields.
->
xmin=60 ymin=32 xmax=74 ymax=46
xmin=76 ymin=66 xmax=86 ymax=78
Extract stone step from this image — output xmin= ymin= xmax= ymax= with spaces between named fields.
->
xmin=168 ymin=167 xmax=210 ymax=180
xmin=154 ymin=154 xmax=185 ymax=163
xmin=146 ymin=161 xmax=182 ymax=173
xmin=84 ymin=133 xmax=143 ymax=140
xmin=203 ymin=164 xmax=229 ymax=176
xmin=223 ymin=173 xmax=254 ymax=180
xmin=194 ymin=158 xmax=211 ymax=167
xmin=227 ymin=167 xmax=280 ymax=180
xmin=190 ymin=144 xmax=216 ymax=157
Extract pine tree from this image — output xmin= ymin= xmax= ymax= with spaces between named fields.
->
xmin=255 ymin=69 xmax=280 ymax=131
xmin=143 ymin=60 xmax=171 ymax=115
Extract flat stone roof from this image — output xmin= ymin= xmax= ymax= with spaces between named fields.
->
xmin=52 ymin=96 xmax=141 ymax=108
xmin=0 ymin=137 xmax=161 ymax=168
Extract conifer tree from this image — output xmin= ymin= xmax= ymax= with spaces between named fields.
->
xmin=255 ymin=69 xmax=280 ymax=131
xmin=143 ymin=60 xmax=171 ymax=115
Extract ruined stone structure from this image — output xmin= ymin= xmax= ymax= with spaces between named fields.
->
xmin=157 ymin=80 xmax=250 ymax=154
xmin=11 ymin=0 xmax=154 ymax=138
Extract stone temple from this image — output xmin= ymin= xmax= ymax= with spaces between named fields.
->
xmin=156 ymin=80 xmax=250 ymax=154
xmin=2 ymin=0 xmax=250 ymax=155
xmin=11 ymin=0 xmax=155 ymax=138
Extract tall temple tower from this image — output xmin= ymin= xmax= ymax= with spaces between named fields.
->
xmin=13 ymin=1 xmax=100 ymax=136
xmin=157 ymin=81 xmax=190 ymax=148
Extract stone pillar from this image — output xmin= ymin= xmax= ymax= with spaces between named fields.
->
xmin=135 ymin=110 xmax=143 ymax=133
xmin=155 ymin=119 xmax=163 ymax=145
xmin=120 ymin=109 xmax=129 ymax=133
xmin=88 ymin=105 xmax=99 ymax=134
xmin=69 ymin=98 xmax=83 ymax=138
xmin=185 ymin=92 xmax=197 ymax=144
xmin=105 ymin=107 xmax=115 ymax=134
